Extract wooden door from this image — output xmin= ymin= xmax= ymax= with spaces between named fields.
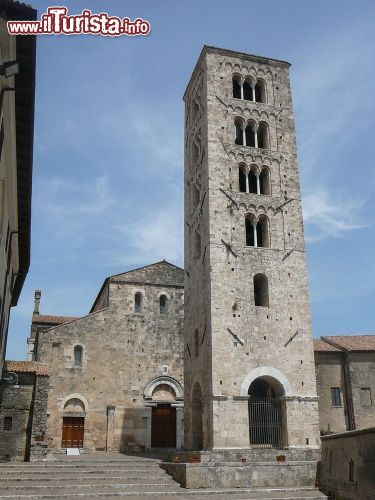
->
xmin=151 ymin=405 xmax=176 ymax=448
xmin=61 ymin=417 xmax=84 ymax=448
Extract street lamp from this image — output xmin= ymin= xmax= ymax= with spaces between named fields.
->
xmin=0 ymin=61 xmax=19 ymax=78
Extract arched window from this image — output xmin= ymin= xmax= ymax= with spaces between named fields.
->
xmin=243 ymin=79 xmax=253 ymax=101
xmin=234 ymin=118 xmax=244 ymax=145
xmin=232 ymin=75 xmax=242 ymax=99
xmin=160 ymin=294 xmax=167 ymax=314
xmin=259 ymin=167 xmax=271 ymax=195
xmin=255 ymin=80 xmax=266 ymax=103
xmin=135 ymin=292 xmax=142 ymax=312
xmin=245 ymin=216 xmax=255 ymax=246
xmin=194 ymin=329 xmax=199 ymax=357
xmin=239 ymin=164 xmax=247 ymax=193
xmin=253 ymin=274 xmax=269 ymax=307
xmin=257 ymin=122 xmax=269 ymax=149
xmin=245 ymin=123 xmax=256 ymax=147
xmin=256 ymin=215 xmax=270 ymax=248
xmin=74 ymin=346 xmax=83 ymax=367
xmin=248 ymin=167 xmax=258 ymax=193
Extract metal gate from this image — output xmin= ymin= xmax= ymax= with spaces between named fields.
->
xmin=249 ymin=397 xmax=283 ymax=448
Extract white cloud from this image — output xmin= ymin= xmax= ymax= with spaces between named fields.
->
xmin=114 ymin=207 xmax=183 ymax=267
xmin=302 ymin=187 xmax=366 ymax=242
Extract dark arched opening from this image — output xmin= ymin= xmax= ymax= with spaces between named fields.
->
xmin=248 ymin=169 xmax=257 ymax=193
xmin=239 ymin=165 xmax=247 ymax=192
xmin=259 ymin=167 xmax=270 ymax=195
xmin=243 ymin=80 xmax=253 ymax=101
xmin=235 ymin=118 xmax=244 ymax=145
xmin=257 ymin=122 xmax=269 ymax=149
xmin=245 ymin=217 xmax=255 ymax=246
xmin=232 ymin=75 xmax=241 ymax=99
xmin=253 ymin=273 xmax=269 ymax=307
xmin=245 ymin=124 xmax=255 ymax=147
xmin=248 ymin=378 xmax=284 ymax=448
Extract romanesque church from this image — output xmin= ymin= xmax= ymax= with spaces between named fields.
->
xmin=1 ymin=48 xmax=374 ymax=485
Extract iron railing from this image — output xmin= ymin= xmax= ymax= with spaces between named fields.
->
xmin=249 ymin=397 xmax=283 ymax=449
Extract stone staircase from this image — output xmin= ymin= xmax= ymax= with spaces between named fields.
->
xmin=0 ymin=453 xmax=330 ymax=499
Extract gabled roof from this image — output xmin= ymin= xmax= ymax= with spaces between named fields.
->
xmin=313 ymin=339 xmax=342 ymax=353
xmin=32 ymin=314 xmax=79 ymax=326
xmin=110 ymin=260 xmax=184 ymax=283
xmin=4 ymin=360 xmax=48 ymax=376
xmin=90 ymin=260 xmax=184 ymax=313
xmin=321 ymin=335 xmax=375 ymax=352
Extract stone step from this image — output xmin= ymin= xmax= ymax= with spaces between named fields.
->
xmin=0 ymin=465 xmax=161 ymax=471
xmin=0 ymin=487 xmax=330 ymax=499
xmin=0 ymin=473 xmax=173 ymax=486
xmin=0 ymin=459 xmax=160 ymax=469
xmin=0 ymin=463 xmax=159 ymax=474
xmin=0 ymin=483 xmax=181 ymax=494
xmin=0 ymin=477 xmax=177 ymax=487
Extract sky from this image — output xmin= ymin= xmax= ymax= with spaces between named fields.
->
xmin=6 ymin=0 xmax=375 ymax=359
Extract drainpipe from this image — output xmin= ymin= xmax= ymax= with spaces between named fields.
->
xmin=342 ymin=351 xmax=355 ymax=430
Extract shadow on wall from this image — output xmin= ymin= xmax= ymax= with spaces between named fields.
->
xmin=319 ymin=427 xmax=375 ymax=499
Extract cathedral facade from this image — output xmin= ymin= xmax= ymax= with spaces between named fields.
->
xmin=28 ymin=261 xmax=184 ymax=453
xmin=1 ymin=47 xmax=374 ymax=463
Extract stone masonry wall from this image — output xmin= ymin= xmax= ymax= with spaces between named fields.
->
xmin=314 ymin=351 xmax=347 ymax=433
xmin=184 ymin=47 xmax=319 ymax=449
xmin=0 ymin=373 xmax=34 ymax=461
xmin=38 ymin=262 xmax=184 ymax=453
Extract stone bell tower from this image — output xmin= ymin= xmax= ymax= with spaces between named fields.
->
xmin=183 ymin=46 xmax=319 ymax=451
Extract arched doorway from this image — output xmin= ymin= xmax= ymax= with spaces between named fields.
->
xmin=151 ymin=384 xmax=177 ymax=448
xmin=61 ymin=398 xmax=85 ymax=448
xmin=248 ymin=378 xmax=285 ymax=448
xmin=191 ymin=382 xmax=203 ymax=450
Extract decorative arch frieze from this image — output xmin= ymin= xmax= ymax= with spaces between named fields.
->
xmin=60 ymin=393 xmax=89 ymax=414
xmin=144 ymin=376 xmax=184 ymax=401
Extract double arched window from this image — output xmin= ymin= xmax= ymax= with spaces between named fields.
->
xmin=234 ymin=118 xmax=269 ymax=149
xmin=232 ymin=75 xmax=267 ymax=103
xmin=238 ymin=165 xmax=270 ymax=195
xmin=253 ymin=274 xmax=269 ymax=307
xmin=245 ymin=215 xmax=270 ymax=248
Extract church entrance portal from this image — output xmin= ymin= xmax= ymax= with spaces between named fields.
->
xmin=61 ymin=417 xmax=84 ymax=448
xmin=151 ymin=405 xmax=176 ymax=447
xmin=248 ymin=378 xmax=284 ymax=448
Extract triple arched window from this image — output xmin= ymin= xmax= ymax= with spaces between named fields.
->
xmin=232 ymin=75 xmax=266 ymax=103
xmin=239 ymin=165 xmax=270 ymax=195
xmin=234 ymin=118 xmax=269 ymax=149
xmin=245 ymin=215 xmax=270 ymax=248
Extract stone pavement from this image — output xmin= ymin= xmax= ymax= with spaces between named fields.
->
xmin=0 ymin=453 xmax=329 ymax=499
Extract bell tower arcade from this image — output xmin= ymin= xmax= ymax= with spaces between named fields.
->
xmin=183 ymin=46 xmax=319 ymax=451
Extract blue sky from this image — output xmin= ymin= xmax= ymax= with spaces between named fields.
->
xmin=6 ymin=0 xmax=375 ymax=359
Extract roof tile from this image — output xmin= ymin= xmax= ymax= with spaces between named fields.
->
xmin=4 ymin=361 xmax=48 ymax=376
xmin=321 ymin=335 xmax=375 ymax=352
